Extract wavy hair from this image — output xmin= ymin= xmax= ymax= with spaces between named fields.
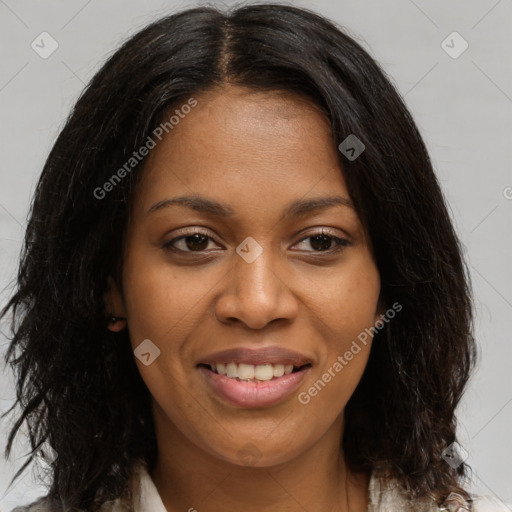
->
xmin=1 ymin=2 xmax=476 ymax=510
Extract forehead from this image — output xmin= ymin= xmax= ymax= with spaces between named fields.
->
xmin=134 ymin=85 xmax=350 ymax=216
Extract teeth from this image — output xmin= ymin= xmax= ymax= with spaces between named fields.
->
xmin=273 ymin=364 xmax=285 ymax=377
xmin=226 ymin=363 xmax=238 ymax=378
xmin=254 ymin=364 xmax=273 ymax=381
xmin=238 ymin=363 xmax=255 ymax=380
xmin=210 ymin=362 xmax=298 ymax=381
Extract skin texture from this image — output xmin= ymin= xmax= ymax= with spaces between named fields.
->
xmin=106 ymin=84 xmax=383 ymax=511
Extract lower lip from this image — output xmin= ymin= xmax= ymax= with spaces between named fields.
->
xmin=198 ymin=365 xmax=311 ymax=408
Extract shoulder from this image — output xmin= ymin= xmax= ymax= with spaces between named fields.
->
xmin=368 ymin=471 xmax=438 ymax=511
xmin=8 ymin=462 xmax=146 ymax=512
xmin=9 ymin=496 xmax=127 ymax=512
xmin=10 ymin=496 xmax=61 ymax=512
xmin=368 ymin=471 xmax=511 ymax=512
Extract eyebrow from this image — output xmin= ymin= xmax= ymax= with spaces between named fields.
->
xmin=147 ymin=194 xmax=354 ymax=219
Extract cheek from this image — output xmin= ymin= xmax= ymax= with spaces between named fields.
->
xmin=304 ymin=252 xmax=379 ymax=400
xmin=311 ymin=251 xmax=381 ymax=340
xmin=120 ymin=248 xmax=207 ymax=418
xmin=121 ymin=247 xmax=213 ymax=344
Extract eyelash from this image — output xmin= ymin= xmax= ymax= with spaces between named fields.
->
xmin=162 ymin=228 xmax=349 ymax=256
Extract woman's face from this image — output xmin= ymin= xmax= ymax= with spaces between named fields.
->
xmin=109 ymin=84 xmax=382 ymax=467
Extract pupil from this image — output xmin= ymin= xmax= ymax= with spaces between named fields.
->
xmin=186 ymin=234 xmax=209 ymax=251
xmin=310 ymin=234 xmax=331 ymax=251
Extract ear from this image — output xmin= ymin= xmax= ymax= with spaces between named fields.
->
xmin=104 ymin=276 xmax=127 ymax=332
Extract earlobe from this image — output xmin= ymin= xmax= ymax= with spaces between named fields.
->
xmin=104 ymin=276 xmax=128 ymax=331
xmin=108 ymin=316 xmax=127 ymax=332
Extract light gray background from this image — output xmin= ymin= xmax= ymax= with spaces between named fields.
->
xmin=1 ymin=0 xmax=511 ymax=510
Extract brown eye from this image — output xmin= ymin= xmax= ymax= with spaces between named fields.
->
xmin=308 ymin=234 xmax=335 ymax=251
xmin=162 ymin=230 xmax=218 ymax=253
xmin=294 ymin=230 xmax=349 ymax=253
xmin=180 ymin=233 xmax=210 ymax=251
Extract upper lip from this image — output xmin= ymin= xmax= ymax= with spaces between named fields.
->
xmin=198 ymin=346 xmax=313 ymax=367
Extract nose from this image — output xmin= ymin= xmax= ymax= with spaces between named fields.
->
xmin=213 ymin=241 xmax=299 ymax=330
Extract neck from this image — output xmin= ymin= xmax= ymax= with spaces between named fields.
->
xmin=149 ymin=403 xmax=370 ymax=512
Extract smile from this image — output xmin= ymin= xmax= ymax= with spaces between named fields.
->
xmin=203 ymin=362 xmax=311 ymax=381
xmin=197 ymin=363 xmax=312 ymax=408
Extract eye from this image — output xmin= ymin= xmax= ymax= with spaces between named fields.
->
xmin=162 ymin=230 xmax=220 ymax=253
xmin=293 ymin=228 xmax=349 ymax=253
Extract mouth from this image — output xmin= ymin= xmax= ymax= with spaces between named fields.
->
xmin=197 ymin=362 xmax=312 ymax=408
xmin=198 ymin=362 xmax=312 ymax=382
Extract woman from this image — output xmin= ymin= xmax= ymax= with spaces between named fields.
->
xmin=2 ymin=3 xmax=507 ymax=511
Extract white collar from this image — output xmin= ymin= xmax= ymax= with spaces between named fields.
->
xmin=127 ymin=462 xmax=168 ymax=512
